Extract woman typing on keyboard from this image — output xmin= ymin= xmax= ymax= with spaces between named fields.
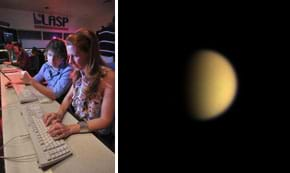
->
xmin=6 ymin=39 xmax=73 ymax=103
xmin=43 ymin=29 xmax=115 ymax=150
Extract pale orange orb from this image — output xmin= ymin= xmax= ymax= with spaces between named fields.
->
xmin=187 ymin=50 xmax=238 ymax=121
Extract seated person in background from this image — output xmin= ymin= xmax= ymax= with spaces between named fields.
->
xmin=29 ymin=47 xmax=41 ymax=76
xmin=43 ymin=29 xmax=115 ymax=150
xmin=97 ymin=16 xmax=115 ymax=70
xmin=12 ymin=42 xmax=31 ymax=70
xmin=6 ymin=38 xmax=73 ymax=102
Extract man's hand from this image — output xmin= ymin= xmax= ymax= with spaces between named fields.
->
xmin=20 ymin=71 xmax=32 ymax=84
xmin=5 ymin=81 xmax=13 ymax=88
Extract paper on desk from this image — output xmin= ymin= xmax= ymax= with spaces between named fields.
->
xmin=1 ymin=68 xmax=21 ymax=73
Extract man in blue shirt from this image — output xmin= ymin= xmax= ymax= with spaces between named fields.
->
xmin=32 ymin=61 xmax=72 ymax=101
xmin=7 ymin=39 xmax=73 ymax=103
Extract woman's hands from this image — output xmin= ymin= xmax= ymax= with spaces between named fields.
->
xmin=47 ymin=122 xmax=72 ymax=140
xmin=43 ymin=112 xmax=74 ymax=140
xmin=43 ymin=112 xmax=62 ymax=126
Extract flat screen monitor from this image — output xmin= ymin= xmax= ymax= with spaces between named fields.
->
xmin=3 ymin=32 xmax=13 ymax=43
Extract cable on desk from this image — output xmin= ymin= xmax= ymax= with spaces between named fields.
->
xmin=0 ymin=134 xmax=29 ymax=150
xmin=0 ymin=153 xmax=36 ymax=159
xmin=0 ymin=134 xmax=36 ymax=161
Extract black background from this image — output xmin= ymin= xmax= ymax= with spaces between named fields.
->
xmin=119 ymin=2 xmax=290 ymax=171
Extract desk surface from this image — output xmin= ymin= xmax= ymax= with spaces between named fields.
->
xmin=1 ymin=65 xmax=115 ymax=173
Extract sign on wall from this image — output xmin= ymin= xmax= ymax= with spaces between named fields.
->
xmin=33 ymin=12 xmax=69 ymax=30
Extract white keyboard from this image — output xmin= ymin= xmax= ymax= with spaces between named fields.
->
xmin=18 ymin=87 xmax=38 ymax=104
xmin=21 ymin=103 xmax=73 ymax=168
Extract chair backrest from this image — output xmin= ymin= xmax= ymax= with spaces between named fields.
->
xmin=38 ymin=53 xmax=45 ymax=70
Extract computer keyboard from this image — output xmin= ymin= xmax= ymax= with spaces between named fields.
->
xmin=21 ymin=103 xmax=73 ymax=168
xmin=18 ymin=87 xmax=39 ymax=104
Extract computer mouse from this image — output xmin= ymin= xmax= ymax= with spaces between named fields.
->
xmin=5 ymin=84 xmax=13 ymax=88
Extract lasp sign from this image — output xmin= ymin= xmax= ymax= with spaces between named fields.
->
xmin=33 ymin=12 xmax=69 ymax=30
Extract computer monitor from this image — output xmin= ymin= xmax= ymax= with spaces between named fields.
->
xmin=0 ymin=49 xmax=9 ymax=63
xmin=3 ymin=32 xmax=13 ymax=43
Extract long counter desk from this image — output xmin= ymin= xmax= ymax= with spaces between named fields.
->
xmin=0 ymin=65 xmax=114 ymax=173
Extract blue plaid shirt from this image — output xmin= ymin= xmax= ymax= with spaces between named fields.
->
xmin=33 ymin=62 xmax=73 ymax=98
